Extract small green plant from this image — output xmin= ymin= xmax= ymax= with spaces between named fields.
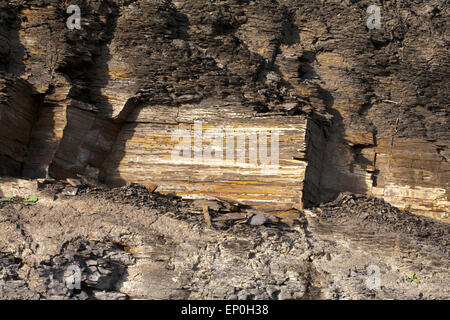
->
xmin=406 ymin=272 xmax=420 ymax=284
xmin=23 ymin=194 xmax=38 ymax=205
xmin=0 ymin=197 xmax=14 ymax=203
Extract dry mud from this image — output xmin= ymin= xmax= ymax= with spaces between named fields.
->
xmin=0 ymin=182 xmax=448 ymax=300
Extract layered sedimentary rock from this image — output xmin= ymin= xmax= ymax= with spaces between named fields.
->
xmin=0 ymin=0 xmax=448 ymax=220
xmin=0 ymin=76 xmax=37 ymax=176
xmin=0 ymin=182 xmax=448 ymax=300
xmin=289 ymin=1 xmax=450 ymax=220
xmin=102 ymin=104 xmax=325 ymax=209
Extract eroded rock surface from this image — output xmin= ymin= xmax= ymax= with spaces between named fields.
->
xmin=0 ymin=181 xmax=448 ymax=300
xmin=0 ymin=0 xmax=448 ymax=219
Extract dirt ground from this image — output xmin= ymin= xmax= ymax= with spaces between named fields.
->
xmin=0 ymin=181 xmax=448 ymax=300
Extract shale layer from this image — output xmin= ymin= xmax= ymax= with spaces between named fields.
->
xmin=0 ymin=0 xmax=449 ymax=220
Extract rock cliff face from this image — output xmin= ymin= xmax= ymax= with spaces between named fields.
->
xmin=0 ymin=0 xmax=448 ymax=220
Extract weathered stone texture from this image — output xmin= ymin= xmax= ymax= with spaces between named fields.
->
xmin=0 ymin=0 xmax=448 ymax=219
xmin=102 ymin=107 xmax=324 ymax=210
xmin=0 ymin=76 xmax=37 ymax=176
xmin=0 ymin=182 xmax=448 ymax=300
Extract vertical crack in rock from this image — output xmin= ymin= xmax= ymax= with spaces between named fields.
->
xmin=48 ymin=1 xmax=122 ymax=180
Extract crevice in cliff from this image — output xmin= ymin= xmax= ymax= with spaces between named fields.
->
xmin=0 ymin=5 xmax=38 ymax=177
xmin=0 ymin=76 xmax=41 ymax=177
xmin=46 ymin=1 xmax=121 ymax=180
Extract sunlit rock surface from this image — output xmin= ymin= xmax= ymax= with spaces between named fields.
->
xmin=0 ymin=0 xmax=448 ymax=220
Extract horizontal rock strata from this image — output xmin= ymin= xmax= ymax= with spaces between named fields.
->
xmin=102 ymin=105 xmax=325 ymax=210
xmin=0 ymin=0 xmax=448 ymax=220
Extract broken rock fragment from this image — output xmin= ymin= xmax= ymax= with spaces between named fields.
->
xmin=248 ymin=213 xmax=268 ymax=226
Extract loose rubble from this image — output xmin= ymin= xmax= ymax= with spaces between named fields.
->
xmin=0 ymin=181 xmax=448 ymax=300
